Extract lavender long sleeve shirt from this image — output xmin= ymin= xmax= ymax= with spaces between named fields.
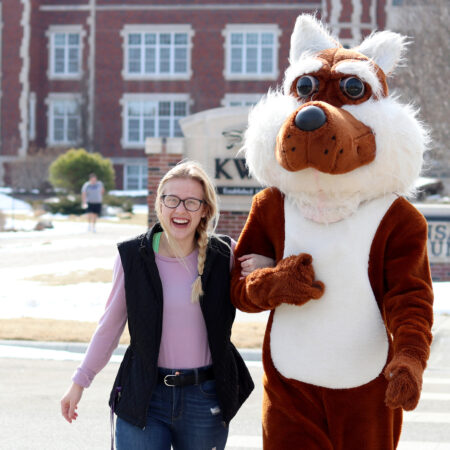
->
xmin=72 ymin=240 xmax=235 ymax=388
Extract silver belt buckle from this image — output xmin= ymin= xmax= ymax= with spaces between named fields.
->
xmin=164 ymin=374 xmax=176 ymax=387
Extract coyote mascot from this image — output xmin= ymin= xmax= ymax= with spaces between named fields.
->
xmin=231 ymin=15 xmax=433 ymax=450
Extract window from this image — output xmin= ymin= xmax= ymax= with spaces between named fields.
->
xmin=222 ymin=93 xmax=263 ymax=107
xmin=122 ymin=25 xmax=193 ymax=79
xmin=121 ymin=94 xmax=189 ymax=148
xmin=223 ymin=25 xmax=280 ymax=80
xmin=47 ymin=95 xmax=81 ymax=146
xmin=124 ymin=164 xmax=147 ymax=190
xmin=47 ymin=26 xmax=85 ymax=79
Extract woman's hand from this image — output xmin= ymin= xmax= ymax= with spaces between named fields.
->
xmin=239 ymin=253 xmax=275 ymax=278
xmin=61 ymin=382 xmax=84 ymax=423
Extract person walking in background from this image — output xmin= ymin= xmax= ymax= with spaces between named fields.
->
xmin=61 ymin=160 xmax=274 ymax=450
xmin=81 ymin=173 xmax=104 ymax=232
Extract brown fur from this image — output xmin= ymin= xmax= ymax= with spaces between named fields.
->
xmin=231 ymin=188 xmax=433 ymax=449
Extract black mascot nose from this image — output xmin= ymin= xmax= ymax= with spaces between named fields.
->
xmin=294 ymin=106 xmax=327 ymax=131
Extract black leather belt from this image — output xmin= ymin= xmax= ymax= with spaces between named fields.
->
xmin=158 ymin=367 xmax=215 ymax=387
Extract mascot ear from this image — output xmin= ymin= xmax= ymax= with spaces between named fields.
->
xmin=289 ymin=14 xmax=339 ymax=62
xmin=357 ymin=31 xmax=408 ymax=75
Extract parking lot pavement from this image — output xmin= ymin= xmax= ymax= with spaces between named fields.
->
xmin=0 ymin=357 xmax=264 ymax=450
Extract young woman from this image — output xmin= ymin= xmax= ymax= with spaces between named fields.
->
xmin=61 ymin=160 xmax=274 ymax=450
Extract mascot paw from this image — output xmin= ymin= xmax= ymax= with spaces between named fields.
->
xmin=384 ymin=355 xmax=423 ymax=411
xmin=275 ymin=254 xmax=325 ymax=305
xmin=245 ymin=253 xmax=324 ymax=309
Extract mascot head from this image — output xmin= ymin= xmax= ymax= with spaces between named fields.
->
xmin=244 ymin=15 xmax=429 ymax=222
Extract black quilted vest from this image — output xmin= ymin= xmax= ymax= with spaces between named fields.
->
xmin=108 ymin=223 xmax=254 ymax=429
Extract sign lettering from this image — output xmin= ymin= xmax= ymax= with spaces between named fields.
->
xmin=426 ymin=220 xmax=450 ymax=262
xmin=215 ymin=158 xmax=232 ymax=180
xmin=214 ymin=158 xmax=251 ymax=180
xmin=217 ymin=186 xmax=263 ymax=196
xmin=233 ymin=159 xmax=250 ymax=179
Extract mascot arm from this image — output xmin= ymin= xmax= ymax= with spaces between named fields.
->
xmin=231 ymin=188 xmax=324 ymax=312
xmin=381 ymin=199 xmax=433 ymax=411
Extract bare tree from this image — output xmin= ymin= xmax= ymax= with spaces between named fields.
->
xmin=388 ymin=0 xmax=450 ymax=191
xmin=77 ymin=70 xmax=92 ymax=152
xmin=8 ymin=146 xmax=64 ymax=193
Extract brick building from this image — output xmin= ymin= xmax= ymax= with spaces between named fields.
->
xmin=3 ymin=0 xmax=448 ymax=280
xmin=0 ymin=0 xmax=394 ymax=189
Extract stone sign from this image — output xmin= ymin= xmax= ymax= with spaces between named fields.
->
xmin=179 ymin=106 xmax=262 ymax=212
xmin=416 ymin=204 xmax=450 ymax=264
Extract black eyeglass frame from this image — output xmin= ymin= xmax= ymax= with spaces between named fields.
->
xmin=161 ymin=194 xmax=205 ymax=212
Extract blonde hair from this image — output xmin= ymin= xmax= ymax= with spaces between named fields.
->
xmin=155 ymin=160 xmax=221 ymax=303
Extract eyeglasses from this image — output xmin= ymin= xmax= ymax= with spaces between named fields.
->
xmin=161 ymin=195 xmax=204 ymax=212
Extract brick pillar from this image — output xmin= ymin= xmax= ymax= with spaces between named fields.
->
xmin=147 ymin=153 xmax=183 ymax=228
xmin=216 ymin=210 xmax=249 ymax=241
xmin=430 ymin=262 xmax=450 ymax=282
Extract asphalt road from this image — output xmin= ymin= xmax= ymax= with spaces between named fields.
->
xmin=1 ymin=318 xmax=450 ymax=450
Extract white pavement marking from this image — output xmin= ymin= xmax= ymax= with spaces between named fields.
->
xmin=0 ymin=344 xmax=121 ymax=363
xmin=423 ymin=378 xmax=450 ymax=385
xmin=403 ymin=412 xmax=450 ymax=423
xmin=227 ymin=435 xmax=262 ymax=448
xmin=421 ymin=392 xmax=450 ymax=401
xmin=398 ymin=443 xmax=450 ymax=450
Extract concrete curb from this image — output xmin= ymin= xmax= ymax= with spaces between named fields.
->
xmin=0 ymin=339 xmax=262 ymax=362
xmin=2 ymin=313 xmax=447 ymax=364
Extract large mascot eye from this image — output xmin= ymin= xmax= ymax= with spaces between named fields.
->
xmin=339 ymin=77 xmax=365 ymax=99
xmin=296 ymin=76 xmax=319 ymax=98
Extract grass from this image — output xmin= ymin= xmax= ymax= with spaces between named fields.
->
xmin=25 ymin=269 xmax=114 ymax=285
xmin=0 ymin=318 xmax=265 ymax=348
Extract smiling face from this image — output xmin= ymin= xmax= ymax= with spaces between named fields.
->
xmin=159 ymin=177 xmax=207 ymax=248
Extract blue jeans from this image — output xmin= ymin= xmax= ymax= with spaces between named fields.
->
xmin=115 ymin=366 xmax=228 ymax=450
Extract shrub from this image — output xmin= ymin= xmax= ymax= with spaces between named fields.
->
xmin=43 ymin=194 xmax=134 ymax=216
xmin=0 ymin=210 xmax=5 ymax=231
xmin=103 ymin=194 xmax=134 ymax=213
xmin=49 ymin=148 xmax=115 ymax=193
xmin=44 ymin=195 xmax=85 ymax=215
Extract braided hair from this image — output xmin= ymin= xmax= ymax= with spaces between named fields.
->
xmin=155 ymin=160 xmax=221 ymax=303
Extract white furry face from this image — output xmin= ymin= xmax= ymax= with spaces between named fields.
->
xmin=244 ymin=14 xmax=427 ymax=222
xmin=244 ymin=92 xmax=428 ymax=210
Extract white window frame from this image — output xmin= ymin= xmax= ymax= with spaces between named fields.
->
xmin=46 ymin=25 xmax=85 ymax=79
xmin=222 ymin=24 xmax=280 ymax=80
xmin=221 ymin=93 xmax=264 ymax=107
xmin=124 ymin=164 xmax=148 ymax=190
xmin=120 ymin=93 xmax=190 ymax=149
xmin=45 ymin=93 xmax=82 ymax=146
xmin=29 ymin=92 xmax=36 ymax=141
xmin=121 ymin=24 xmax=194 ymax=80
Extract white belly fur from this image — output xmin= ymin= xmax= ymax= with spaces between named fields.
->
xmin=270 ymin=195 xmax=396 ymax=388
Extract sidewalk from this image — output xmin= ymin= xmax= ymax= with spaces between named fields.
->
xmin=0 ymin=312 xmax=448 ymax=364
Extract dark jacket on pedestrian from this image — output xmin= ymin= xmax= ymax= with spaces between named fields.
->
xmin=109 ymin=223 xmax=254 ymax=429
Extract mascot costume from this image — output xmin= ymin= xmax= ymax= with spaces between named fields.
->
xmin=231 ymin=14 xmax=434 ymax=450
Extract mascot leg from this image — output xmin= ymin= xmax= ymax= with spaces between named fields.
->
xmin=262 ymin=356 xmax=334 ymax=450
xmin=324 ymin=374 xmax=403 ymax=450
xmin=263 ymin=343 xmax=402 ymax=449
